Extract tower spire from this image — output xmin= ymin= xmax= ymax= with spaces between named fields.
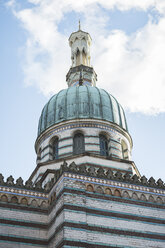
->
xmin=69 ymin=26 xmax=91 ymax=68
xmin=79 ymin=20 xmax=81 ymax=30
xmin=66 ymin=27 xmax=97 ymax=87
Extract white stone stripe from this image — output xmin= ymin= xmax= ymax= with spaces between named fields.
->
xmin=63 ymin=194 xmax=165 ymax=220
xmin=0 ymin=208 xmax=48 ymax=223
xmin=0 ymin=224 xmax=47 ymax=239
xmin=63 ymin=210 xmax=165 ymax=234
xmin=86 ymin=197 xmax=165 ymax=219
xmin=64 ymin=228 xmax=165 ymax=248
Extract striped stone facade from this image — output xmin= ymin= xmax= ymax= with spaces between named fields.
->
xmin=34 ymin=118 xmax=137 ymax=185
xmin=2 ymin=26 xmax=164 ymax=248
xmin=0 ymin=162 xmax=164 ymax=247
xmin=36 ymin=119 xmax=132 ymax=163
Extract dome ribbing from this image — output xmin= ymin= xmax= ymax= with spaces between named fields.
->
xmin=38 ymin=85 xmax=128 ymax=136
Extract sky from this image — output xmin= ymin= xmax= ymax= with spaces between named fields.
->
xmin=0 ymin=0 xmax=165 ymax=182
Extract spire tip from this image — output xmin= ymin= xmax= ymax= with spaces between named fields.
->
xmin=79 ymin=20 xmax=81 ymax=30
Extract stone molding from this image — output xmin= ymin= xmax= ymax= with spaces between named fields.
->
xmin=44 ymin=161 xmax=165 ymax=192
xmin=0 ymin=161 xmax=164 ymax=194
xmin=0 ymin=160 xmax=164 ymax=210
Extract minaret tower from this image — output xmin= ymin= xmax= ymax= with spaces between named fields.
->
xmin=0 ymin=24 xmax=164 ymax=248
xmin=33 ymin=25 xmax=141 ymax=186
xmin=66 ymin=22 xmax=97 ymax=87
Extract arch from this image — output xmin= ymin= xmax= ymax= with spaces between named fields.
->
xmin=82 ymin=49 xmax=87 ymax=65
xmin=76 ymin=49 xmax=80 ymax=66
xmin=99 ymin=134 xmax=108 ymax=156
xmin=96 ymin=186 xmax=104 ymax=194
xmin=40 ymin=201 xmax=48 ymax=208
xmin=73 ymin=132 xmax=85 ymax=155
xmin=1 ymin=194 xmax=8 ymax=202
xmin=105 ymin=188 xmax=112 ymax=195
xmin=21 ymin=198 xmax=28 ymax=205
xmin=140 ymin=194 xmax=147 ymax=201
xmin=31 ymin=199 xmax=38 ymax=207
xmin=123 ymin=191 xmax=130 ymax=199
xmin=157 ymin=197 xmax=163 ymax=204
xmin=11 ymin=196 xmax=18 ymax=204
xmin=132 ymin=192 xmax=138 ymax=200
xmin=114 ymin=189 xmax=121 ymax=197
xmin=121 ymin=140 xmax=128 ymax=160
xmin=50 ymin=136 xmax=59 ymax=160
xmin=86 ymin=184 xmax=94 ymax=192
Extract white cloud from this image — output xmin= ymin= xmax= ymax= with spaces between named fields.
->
xmin=94 ymin=17 xmax=165 ymax=114
xmin=8 ymin=0 xmax=165 ymax=114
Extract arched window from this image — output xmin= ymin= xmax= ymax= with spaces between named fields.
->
xmin=87 ymin=184 xmax=94 ymax=192
xmin=52 ymin=137 xmax=59 ymax=159
xmin=114 ymin=189 xmax=121 ymax=197
xmin=76 ymin=49 xmax=80 ymax=66
xmin=11 ymin=196 xmax=18 ymax=204
xmin=105 ymin=188 xmax=112 ymax=195
xmin=21 ymin=198 xmax=28 ymax=205
xmin=73 ymin=133 xmax=85 ymax=155
xmin=99 ymin=134 xmax=108 ymax=156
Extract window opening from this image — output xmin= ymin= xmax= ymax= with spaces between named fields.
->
xmin=52 ymin=138 xmax=59 ymax=159
xmin=99 ymin=134 xmax=108 ymax=156
xmin=73 ymin=133 xmax=85 ymax=155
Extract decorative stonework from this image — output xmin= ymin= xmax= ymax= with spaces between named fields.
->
xmin=42 ymin=161 xmax=165 ymax=206
xmin=0 ymin=173 xmax=47 ymax=195
xmin=36 ymin=119 xmax=132 ymax=170
xmin=1 ymin=161 xmax=164 ymax=194
xmin=66 ymin=64 xmax=97 ymax=87
xmin=45 ymin=160 xmax=165 ymax=191
xmin=37 ymin=120 xmax=128 ymax=145
xmin=69 ymin=29 xmax=91 ymax=67
xmin=0 ymin=161 xmax=164 ymax=209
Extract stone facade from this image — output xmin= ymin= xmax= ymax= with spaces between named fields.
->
xmin=0 ymin=162 xmax=164 ymax=247
xmin=36 ymin=119 xmax=132 ymax=163
xmin=34 ymin=118 xmax=134 ymax=185
xmin=1 ymin=25 xmax=165 ymax=247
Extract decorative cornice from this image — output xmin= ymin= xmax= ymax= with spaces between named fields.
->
xmin=35 ymin=119 xmax=132 ymax=151
xmin=0 ymin=174 xmax=46 ymax=194
xmin=43 ymin=161 xmax=165 ymax=193
xmin=0 ymin=160 xmax=164 ymax=195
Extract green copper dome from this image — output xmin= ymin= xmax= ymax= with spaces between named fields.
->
xmin=38 ymin=85 xmax=128 ymax=136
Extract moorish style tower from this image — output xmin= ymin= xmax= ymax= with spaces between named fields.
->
xmin=33 ymin=24 xmax=140 ymax=186
xmin=0 ymin=26 xmax=164 ymax=248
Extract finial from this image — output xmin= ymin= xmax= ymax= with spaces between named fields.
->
xmin=79 ymin=20 xmax=81 ymax=30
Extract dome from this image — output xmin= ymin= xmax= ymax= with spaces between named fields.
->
xmin=38 ymin=85 xmax=128 ymax=136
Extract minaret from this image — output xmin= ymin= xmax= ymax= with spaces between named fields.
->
xmin=66 ymin=22 xmax=97 ymax=87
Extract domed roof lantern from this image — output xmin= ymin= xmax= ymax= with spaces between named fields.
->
xmin=37 ymin=25 xmax=129 ymax=139
xmin=69 ymin=20 xmax=92 ymax=67
xmin=66 ymin=22 xmax=97 ymax=87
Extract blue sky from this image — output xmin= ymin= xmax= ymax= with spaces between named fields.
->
xmin=0 ymin=0 xmax=165 ymax=182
